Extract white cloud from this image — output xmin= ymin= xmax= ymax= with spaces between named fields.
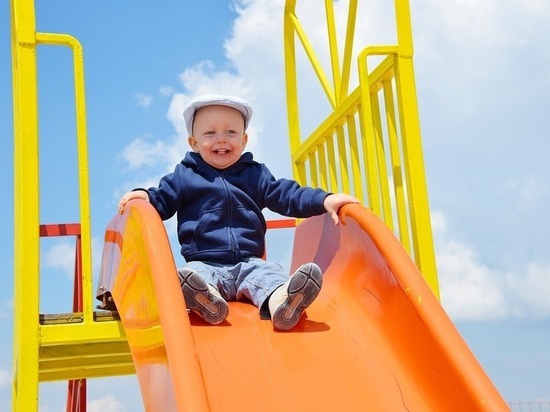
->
xmin=42 ymin=237 xmax=104 ymax=282
xmin=226 ymin=0 xmax=284 ymax=71
xmin=176 ymin=60 xmax=254 ymax=105
xmin=418 ymin=0 xmax=550 ymax=49
xmin=0 ymin=369 xmax=10 ymax=389
xmin=120 ymin=134 xmax=175 ymax=171
xmin=43 ymin=242 xmax=77 ymax=280
xmin=496 ymin=174 xmax=546 ymax=212
xmin=134 ymin=93 xmax=153 ymax=109
xmin=88 ymin=394 xmax=127 ymax=412
xmin=507 ymin=262 xmax=550 ymax=318
xmin=166 ymin=92 xmax=188 ymax=139
xmin=433 ymin=211 xmax=550 ymax=321
xmin=433 ymin=211 xmax=508 ymax=320
xmin=159 ymin=86 xmax=174 ymax=97
xmin=0 ymin=298 xmax=12 ymax=320
xmin=413 ymin=0 xmax=550 ymax=120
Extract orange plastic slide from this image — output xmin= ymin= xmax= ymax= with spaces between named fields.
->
xmin=97 ymin=200 xmax=509 ymax=411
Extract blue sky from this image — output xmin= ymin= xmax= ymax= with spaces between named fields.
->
xmin=2 ymin=0 xmax=550 ymax=410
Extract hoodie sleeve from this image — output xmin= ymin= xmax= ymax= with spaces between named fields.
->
xmin=260 ymin=164 xmax=329 ymax=218
xmin=144 ymin=165 xmax=185 ymax=221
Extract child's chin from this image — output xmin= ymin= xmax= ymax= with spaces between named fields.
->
xmin=208 ymin=158 xmax=238 ymax=169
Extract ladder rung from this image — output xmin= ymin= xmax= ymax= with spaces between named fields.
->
xmin=39 ymin=310 xmax=120 ymax=325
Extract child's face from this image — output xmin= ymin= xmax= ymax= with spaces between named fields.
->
xmin=188 ymin=105 xmax=248 ymax=170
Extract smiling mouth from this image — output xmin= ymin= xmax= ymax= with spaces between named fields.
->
xmin=214 ymin=149 xmax=229 ymax=154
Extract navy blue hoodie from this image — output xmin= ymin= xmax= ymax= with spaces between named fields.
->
xmin=144 ymin=151 xmax=329 ymax=264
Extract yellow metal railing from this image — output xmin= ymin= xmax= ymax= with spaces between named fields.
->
xmin=284 ymin=0 xmax=439 ymax=296
xmin=33 ymin=31 xmax=95 ymax=324
xmin=11 ymin=1 xmax=132 ymax=410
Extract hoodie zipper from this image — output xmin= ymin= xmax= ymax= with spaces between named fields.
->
xmin=219 ymin=171 xmax=238 ymax=261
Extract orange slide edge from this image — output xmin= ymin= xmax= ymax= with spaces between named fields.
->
xmin=337 ymin=204 xmax=508 ymax=409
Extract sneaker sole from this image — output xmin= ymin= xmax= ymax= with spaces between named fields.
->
xmin=179 ymin=269 xmax=228 ymax=325
xmin=272 ymin=263 xmax=323 ymax=331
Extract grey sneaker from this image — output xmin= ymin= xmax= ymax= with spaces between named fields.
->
xmin=178 ymin=268 xmax=229 ymax=325
xmin=269 ymin=263 xmax=323 ymax=331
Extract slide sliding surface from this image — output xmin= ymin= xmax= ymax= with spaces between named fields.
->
xmin=98 ymin=200 xmax=508 ymax=411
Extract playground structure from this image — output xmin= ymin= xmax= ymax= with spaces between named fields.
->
xmin=10 ymin=0 xmax=509 ymax=411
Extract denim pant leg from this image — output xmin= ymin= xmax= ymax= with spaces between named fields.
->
xmin=183 ymin=261 xmax=238 ymax=301
xmin=234 ymin=257 xmax=289 ymax=319
xmin=184 ymin=258 xmax=289 ymax=319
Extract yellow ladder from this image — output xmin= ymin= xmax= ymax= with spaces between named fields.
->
xmin=11 ymin=1 xmax=133 ymax=410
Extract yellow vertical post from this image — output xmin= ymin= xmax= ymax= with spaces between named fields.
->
xmin=11 ymin=0 xmax=40 ymax=410
xmin=394 ymin=0 xmax=439 ymax=296
xmin=347 ymin=115 xmax=363 ymax=200
xmin=357 ymin=57 xmax=381 ymax=215
xmin=284 ymin=0 xmax=303 ymax=182
xmin=371 ymin=91 xmax=394 ymax=229
xmin=339 ymin=0 xmax=357 ymax=103
xmin=336 ymin=125 xmax=350 ymax=194
xmin=324 ymin=0 xmax=341 ymax=103
xmin=67 ymin=34 xmax=94 ymax=324
xmin=383 ymin=78 xmax=411 ymax=254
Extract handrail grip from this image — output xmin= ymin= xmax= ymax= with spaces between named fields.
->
xmin=35 ymin=32 xmax=94 ymax=323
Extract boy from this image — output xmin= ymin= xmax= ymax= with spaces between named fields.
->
xmin=118 ymin=94 xmax=359 ymax=330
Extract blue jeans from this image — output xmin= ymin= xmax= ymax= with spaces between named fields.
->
xmin=183 ymin=257 xmax=289 ymax=319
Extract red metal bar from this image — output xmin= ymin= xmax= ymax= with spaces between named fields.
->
xmin=66 ymin=232 xmax=86 ymax=412
xmin=39 ymin=223 xmax=81 ymax=237
xmin=266 ymin=219 xmax=297 ymax=229
xmin=263 ymin=219 xmax=297 ymax=260
xmin=39 ymin=223 xmax=87 ymax=412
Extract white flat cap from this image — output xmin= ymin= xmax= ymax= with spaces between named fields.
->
xmin=183 ymin=94 xmax=253 ymax=135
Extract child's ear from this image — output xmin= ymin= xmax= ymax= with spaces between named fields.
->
xmin=242 ymin=133 xmax=248 ymax=148
xmin=188 ymin=136 xmax=199 ymax=152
